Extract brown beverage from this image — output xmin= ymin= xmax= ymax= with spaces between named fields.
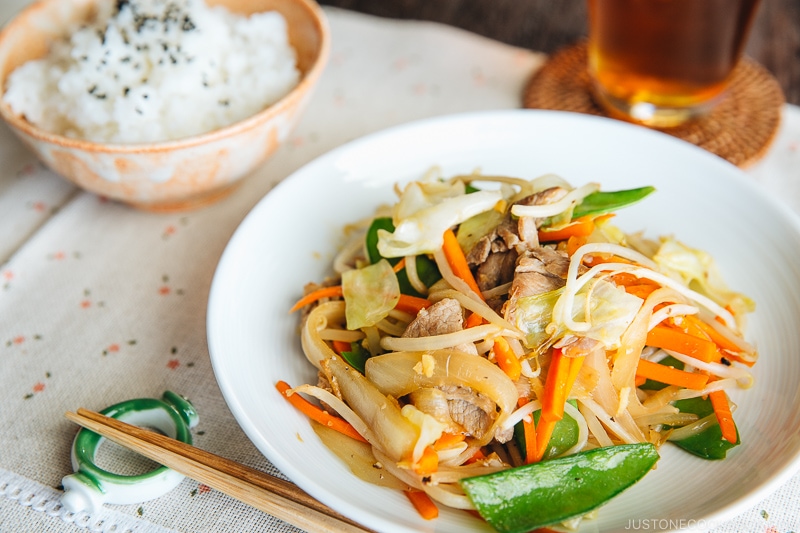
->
xmin=587 ymin=0 xmax=761 ymax=127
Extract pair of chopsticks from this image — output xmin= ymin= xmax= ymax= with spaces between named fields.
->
xmin=65 ymin=409 xmax=375 ymax=533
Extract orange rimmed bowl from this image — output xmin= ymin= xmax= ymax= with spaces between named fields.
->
xmin=0 ymin=0 xmax=330 ymax=212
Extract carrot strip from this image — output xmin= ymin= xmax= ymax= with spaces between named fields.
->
xmin=540 ymin=349 xmax=571 ymax=422
xmin=275 ymin=381 xmax=368 ymax=443
xmin=413 ymin=445 xmax=439 ymax=475
xmin=611 ymin=272 xmax=660 ymax=298
xmin=289 ymin=285 xmax=343 ymax=313
xmin=538 ymin=216 xmax=594 ymax=242
xmin=518 ymin=398 xmax=537 ymax=464
xmin=668 ymin=315 xmax=711 ymax=341
xmin=331 ymin=340 xmax=351 ymax=354
xmin=465 ymin=311 xmax=485 ymax=328
xmin=492 ymin=336 xmax=521 ymax=381
xmin=681 ymin=315 xmax=754 ymax=367
xmin=465 ymin=448 xmax=486 ymax=464
xmin=624 ymin=284 xmax=659 ymax=300
xmin=533 ymin=418 xmax=558 ymax=463
xmin=634 ymin=374 xmax=647 ymax=387
xmin=646 ymin=325 xmax=720 ymax=363
xmin=404 ymin=490 xmax=439 ymax=520
xmin=684 ymin=315 xmax=738 ymax=352
xmin=442 ymin=229 xmax=484 ymax=299
xmin=635 ymin=359 xmax=709 ymax=390
xmin=583 ymin=254 xmax=635 ymax=267
xmin=566 ymin=235 xmax=588 ymax=257
xmin=392 ymin=258 xmax=406 ymax=273
xmin=395 ymin=294 xmax=432 ymax=315
xmin=564 ymin=356 xmax=585 ymax=394
xmin=533 ymin=349 xmax=573 ymax=462
xmin=609 ymin=272 xmax=641 ymax=286
xmin=709 ymin=390 xmax=737 ymax=444
xmin=433 ymin=432 xmax=465 ymax=451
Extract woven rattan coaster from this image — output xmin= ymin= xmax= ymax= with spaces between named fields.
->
xmin=523 ymin=42 xmax=785 ymax=168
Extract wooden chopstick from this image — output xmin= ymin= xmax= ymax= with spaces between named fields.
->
xmin=65 ymin=408 xmax=375 ymax=533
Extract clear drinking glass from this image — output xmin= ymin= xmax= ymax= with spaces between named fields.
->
xmin=587 ymin=0 xmax=762 ymax=128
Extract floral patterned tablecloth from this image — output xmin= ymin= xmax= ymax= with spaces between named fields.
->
xmin=1 ymin=3 xmax=799 ymax=533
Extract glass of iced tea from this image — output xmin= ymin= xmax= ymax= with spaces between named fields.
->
xmin=587 ymin=0 xmax=762 ymax=128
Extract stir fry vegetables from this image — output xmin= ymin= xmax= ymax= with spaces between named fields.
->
xmin=282 ymin=170 xmax=757 ymax=531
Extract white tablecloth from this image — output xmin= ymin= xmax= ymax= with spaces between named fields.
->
xmin=1 ymin=4 xmax=799 ymax=532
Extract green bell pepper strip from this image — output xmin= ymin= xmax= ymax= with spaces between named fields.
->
xmin=668 ymin=396 xmax=740 ymax=460
xmin=572 ymin=186 xmax=656 ymax=219
xmin=365 ymin=217 xmax=441 ymax=297
xmin=460 ymin=443 xmax=659 ymax=533
xmin=514 ymin=400 xmax=580 ymax=461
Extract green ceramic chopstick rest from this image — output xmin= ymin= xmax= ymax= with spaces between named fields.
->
xmin=61 ymin=391 xmax=199 ymax=513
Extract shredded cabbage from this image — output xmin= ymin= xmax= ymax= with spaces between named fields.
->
xmin=342 ymin=259 xmax=400 ymax=329
xmin=653 ymin=238 xmax=755 ymax=316
xmin=378 ymin=180 xmax=503 ymax=256
xmin=516 ymin=280 xmax=643 ymax=350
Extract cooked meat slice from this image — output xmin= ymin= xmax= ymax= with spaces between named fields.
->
xmin=475 ymin=249 xmax=518 ymax=292
xmin=495 ymin=217 xmax=521 ymax=251
xmin=511 ymin=246 xmax=572 ymax=298
xmin=408 ymin=388 xmax=460 ymax=433
xmin=438 ymin=384 xmax=503 ymax=441
xmin=528 ymin=246 xmax=572 ymax=279
xmin=402 ymin=298 xmax=478 ymax=355
xmin=465 ymin=235 xmax=494 ymax=265
xmin=493 ymin=425 xmax=514 ymax=444
xmin=517 ymin=215 xmax=539 ymax=250
xmin=402 ymin=298 xmax=464 ymax=338
xmin=477 ymin=187 xmax=570 ymax=261
xmin=510 ymin=269 xmax=564 ymax=300
xmin=515 ymin=186 xmax=568 ymax=224
xmin=504 ymin=246 xmax=576 ymax=323
xmin=490 ymin=237 xmax=509 ymax=254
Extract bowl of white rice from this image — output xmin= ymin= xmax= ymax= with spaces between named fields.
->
xmin=0 ymin=0 xmax=329 ymax=211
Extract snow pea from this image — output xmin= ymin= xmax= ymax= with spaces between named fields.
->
xmin=365 ymin=217 xmax=441 ymax=297
xmin=514 ymin=400 xmax=580 ymax=460
xmin=669 ymin=396 xmax=740 ymax=460
xmin=340 ymin=341 xmax=371 ymax=374
xmin=460 ymin=443 xmax=659 ymax=533
xmin=572 ymin=186 xmax=656 ymax=219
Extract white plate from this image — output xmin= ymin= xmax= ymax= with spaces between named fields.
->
xmin=207 ymin=110 xmax=800 ymax=533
